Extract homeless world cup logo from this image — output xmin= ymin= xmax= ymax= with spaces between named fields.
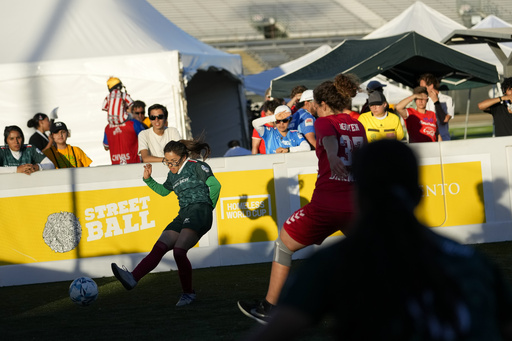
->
xmin=220 ymin=195 xmax=271 ymax=219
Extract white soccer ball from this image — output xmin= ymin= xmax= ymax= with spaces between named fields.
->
xmin=69 ymin=277 xmax=98 ymax=306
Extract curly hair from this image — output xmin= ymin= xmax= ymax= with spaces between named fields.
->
xmin=314 ymin=73 xmax=360 ymax=112
xmin=502 ymin=77 xmax=512 ymax=93
xmin=289 ymin=85 xmax=307 ymax=98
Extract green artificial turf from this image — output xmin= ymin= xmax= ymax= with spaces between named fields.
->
xmin=2 ymin=242 xmax=511 ymax=340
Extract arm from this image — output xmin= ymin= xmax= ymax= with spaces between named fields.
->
xmin=206 ymin=176 xmax=221 ymax=207
xmin=433 ymin=101 xmax=448 ymax=125
xmin=323 ymin=135 xmax=348 ymax=179
xmin=251 ymin=137 xmax=262 ymax=154
xmin=142 ymin=164 xmax=171 ymax=196
xmin=290 ymin=140 xmax=311 ymax=153
xmin=303 ymin=132 xmax=316 ymax=148
xmin=252 ymin=115 xmax=275 ymax=136
xmin=143 ymin=177 xmax=171 ymax=196
xmin=140 ymin=149 xmax=165 ymax=163
xmin=36 ymin=156 xmax=56 ymax=171
xmin=395 ymin=95 xmax=415 ymax=119
xmin=478 ymin=95 xmax=512 ymax=111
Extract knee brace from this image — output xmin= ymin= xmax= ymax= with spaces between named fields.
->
xmin=273 ymin=235 xmax=293 ymax=266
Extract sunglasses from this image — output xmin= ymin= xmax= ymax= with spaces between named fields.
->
xmin=275 ymin=119 xmax=290 ymax=124
xmin=149 ymin=114 xmax=165 ymax=120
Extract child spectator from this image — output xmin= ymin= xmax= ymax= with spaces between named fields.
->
xmin=44 ymin=121 xmax=92 ymax=168
xmin=102 ymin=77 xmax=134 ymax=125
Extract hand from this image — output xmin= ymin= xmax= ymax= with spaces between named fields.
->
xmin=427 ymin=88 xmax=438 ymax=102
xmin=275 ymin=147 xmax=289 ymax=153
xmin=502 ymin=95 xmax=512 ymax=101
xmin=414 ymin=93 xmax=428 ymax=101
xmin=143 ymin=163 xmax=152 ymax=179
xmin=275 ymin=109 xmax=291 ymax=121
xmin=31 ymin=164 xmax=40 ymax=172
xmin=327 ymin=155 xmax=348 ymax=179
xmin=48 ymin=134 xmax=54 ymax=145
xmin=17 ymin=164 xmax=35 ymax=175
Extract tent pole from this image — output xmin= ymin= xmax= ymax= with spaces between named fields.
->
xmin=464 ymin=88 xmax=471 ymax=140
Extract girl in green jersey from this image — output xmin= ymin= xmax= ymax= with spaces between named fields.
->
xmin=112 ymin=138 xmax=221 ymax=307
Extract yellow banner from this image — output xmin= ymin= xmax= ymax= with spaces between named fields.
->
xmin=0 ymin=186 xmax=177 ymax=265
xmin=416 ymin=161 xmax=484 ymax=227
xmin=215 ymin=170 xmax=278 ymax=245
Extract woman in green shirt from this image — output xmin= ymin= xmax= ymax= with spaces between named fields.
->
xmin=112 ymin=138 xmax=221 ymax=307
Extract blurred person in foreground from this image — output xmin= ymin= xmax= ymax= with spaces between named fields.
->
xmin=244 ymin=139 xmax=512 ymax=340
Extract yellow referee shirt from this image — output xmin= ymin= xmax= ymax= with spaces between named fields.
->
xmin=358 ymin=111 xmax=405 ymax=143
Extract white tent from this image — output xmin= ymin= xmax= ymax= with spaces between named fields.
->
xmin=363 ymin=1 xmax=465 ymax=42
xmin=244 ymin=45 xmax=332 ymax=96
xmin=0 ymin=0 xmax=246 ymax=165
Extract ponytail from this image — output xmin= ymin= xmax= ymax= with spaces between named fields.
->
xmin=164 ymin=135 xmax=211 ymax=161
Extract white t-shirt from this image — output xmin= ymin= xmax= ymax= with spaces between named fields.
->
xmin=138 ymin=127 xmax=182 ymax=157
xmin=426 ymin=92 xmax=454 ymax=118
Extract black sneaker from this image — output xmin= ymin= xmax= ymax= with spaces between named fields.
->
xmin=237 ymin=299 xmax=275 ymax=324
xmin=111 ymin=263 xmax=137 ymax=290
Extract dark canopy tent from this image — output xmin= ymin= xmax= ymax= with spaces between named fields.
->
xmin=270 ymin=31 xmax=499 ymax=98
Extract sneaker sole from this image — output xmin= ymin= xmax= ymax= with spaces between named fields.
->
xmin=111 ymin=263 xmax=135 ymax=291
xmin=237 ymin=301 xmax=268 ymax=325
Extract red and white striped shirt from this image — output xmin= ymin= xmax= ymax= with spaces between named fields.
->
xmin=102 ymin=89 xmax=134 ymax=125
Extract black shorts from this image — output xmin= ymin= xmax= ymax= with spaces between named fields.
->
xmin=165 ymin=203 xmax=213 ymax=238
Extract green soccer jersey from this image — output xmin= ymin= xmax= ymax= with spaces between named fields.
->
xmin=159 ymin=159 xmax=215 ymax=208
xmin=0 ymin=145 xmax=47 ymax=166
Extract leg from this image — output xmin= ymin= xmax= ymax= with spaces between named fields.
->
xmin=265 ymin=228 xmax=306 ymax=305
xmin=112 ymin=230 xmax=178 ymax=290
xmin=131 ymin=230 xmax=178 ymax=281
xmin=173 ymin=228 xmax=201 ymax=306
xmin=237 ymin=227 xmax=306 ymax=323
xmin=173 ymin=228 xmax=200 ymax=293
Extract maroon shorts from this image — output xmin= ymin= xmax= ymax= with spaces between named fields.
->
xmin=283 ymin=202 xmax=354 ymax=246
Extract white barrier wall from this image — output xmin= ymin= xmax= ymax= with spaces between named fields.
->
xmin=2 ymin=136 xmax=512 ymax=286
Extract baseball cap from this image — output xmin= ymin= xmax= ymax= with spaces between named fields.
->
xmin=368 ymin=91 xmax=387 ymax=106
xmin=50 ymin=121 xmax=68 ymax=134
xmin=274 ymin=105 xmax=292 ymax=115
xmin=367 ymin=80 xmax=387 ymax=92
xmin=299 ymin=90 xmax=314 ymax=102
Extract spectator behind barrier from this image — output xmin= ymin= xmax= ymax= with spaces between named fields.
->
xmin=0 ymin=125 xmax=55 ymax=175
